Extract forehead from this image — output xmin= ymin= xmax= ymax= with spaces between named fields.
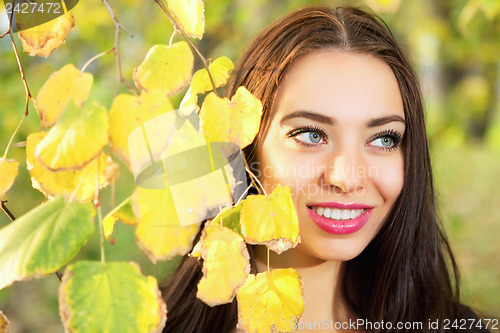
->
xmin=274 ymin=50 xmax=404 ymax=121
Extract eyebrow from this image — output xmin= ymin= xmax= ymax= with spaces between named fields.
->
xmin=280 ymin=111 xmax=405 ymax=127
xmin=280 ymin=111 xmax=334 ymax=125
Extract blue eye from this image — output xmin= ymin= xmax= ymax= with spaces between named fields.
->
xmin=287 ymin=126 xmax=327 ymax=146
xmin=368 ymin=130 xmax=402 ymax=151
xmin=371 ymin=137 xmax=394 ymax=147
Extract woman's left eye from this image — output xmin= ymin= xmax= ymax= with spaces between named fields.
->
xmin=367 ymin=129 xmax=402 ymax=151
xmin=287 ymin=126 xmax=327 ymax=146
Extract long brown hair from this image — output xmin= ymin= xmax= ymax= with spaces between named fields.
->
xmin=162 ymin=6 xmax=464 ymax=333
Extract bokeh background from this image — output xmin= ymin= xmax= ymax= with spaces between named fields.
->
xmin=1 ymin=0 xmax=499 ymax=331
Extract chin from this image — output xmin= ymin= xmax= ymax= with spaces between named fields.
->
xmin=296 ymin=237 xmax=371 ymax=262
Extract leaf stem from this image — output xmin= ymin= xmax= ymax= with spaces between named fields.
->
xmin=8 ymin=18 xmax=32 ymax=116
xmin=81 ymin=49 xmax=114 ymax=73
xmin=2 ymin=113 xmax=26 ymax=159
xmin=267 ymin=247 xmax=270 ymax=272
xmin=243 ymin=157 xmax=267 ymax=196
xmin=153 ymin=0 xmax=218 ymax=96
xmin=101 ymin=0 xmax=138 ymax=96
xmin=97 ymin=204 xmax=106 ymax=264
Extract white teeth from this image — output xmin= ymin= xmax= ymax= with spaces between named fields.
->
xmin=331 ymin=209 xmax=342 ymax=220
xmin=317 ymin=207 xmax=324 ymax=216
xmin=312 ymin=207 xmax=365 ymax=220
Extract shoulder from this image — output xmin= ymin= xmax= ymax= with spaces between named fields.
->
xmin=457 ymin=305 xmax=496 ymax=333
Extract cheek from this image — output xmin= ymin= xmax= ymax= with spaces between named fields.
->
xmin=371 ymin=155 xmax=405 ymax=202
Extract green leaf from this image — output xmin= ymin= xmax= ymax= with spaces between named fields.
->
xmin=133 ymin=42 xmax=194 ymax=96
xmin=59 ymin=261 xmax=166 ymax=333
xmin=103 ymin=195 xmax=137 ymax=241
xmin=180 ymin=56 xmax=234 ymax=115
xmin=212 ymin=200 xmax=243 ymax=235
xmin=167 ymin=0 xmax=205 ymax=39
xmin=35 ymin=100 xmax=108 ymax=171
xmin=0 ymin=197 xmax=95 ymax=290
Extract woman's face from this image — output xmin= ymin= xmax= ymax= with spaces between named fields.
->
xmin=256 ymin=51 xmax=405 ymax=261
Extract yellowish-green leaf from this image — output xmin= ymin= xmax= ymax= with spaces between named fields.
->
xmin=103 ymin=196 xmax=137 ymax=240
xmin=240 ymin=185 xmax=299 ymax=254
xmin=59 ymin=261 xmax=166 ymax=333
xmin=17 ymin=11 xmax=75 ymax=58
xmin=0 ymin=158 xmax=19 ymax=199
xmin=35 ymin=64 xmax=93 ymax=129
xmin=109 ymin=91 xmax=174 ymax=166
xmin=236 ymin=268 xmax=304 ymax=333
xmin=212 ymin=200 xmax=243 ymax=235
xmin=133 ymin=187 xmax=199 ymax=263
xmin=197 ymin=223 xmax=250 ymax=306
xmin=167 ymin=0 xmax=205 ymax=39
xmin=0 ymin=197 xmax=95 ymax=290
xmin=0 ymin=311 xmax=9 ymax=333
xmin=133 ymin=42 xmax=194 ymax=96
xmin=180 ymin=56 xmax=234 ymax=116
xmin=200 ymin=86 xmax=263 ymax=149
xmin=35 ymin=100 xmax=108 ymax=171
xmin=365 ymin=0 xmax=402 ymax=13
xmin=27 ymin=132 xmax=109 ymax=202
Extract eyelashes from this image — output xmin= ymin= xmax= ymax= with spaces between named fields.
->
xmin=286 ymin=126 xmax=403 ymax=151
xmin=366 ymin=129 xmax=403 ymax=151
xmin=286 ymin=125 xmax=328 ymax=147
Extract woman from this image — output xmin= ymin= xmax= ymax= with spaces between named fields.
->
xmin=162 ymin=6 xmax=491 ymax=333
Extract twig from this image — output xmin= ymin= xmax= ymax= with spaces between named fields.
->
xmin=101 ymin=0 xmax=138 ymax=96
xmin=1 ymin=201 xmax=16 ymax=221
xmin=1 ymin=200 xmax=63 ymax=281
xmin=6 ymin=3 xmax=32 ymax=116
xmin=153 ymin=0 xmax=218 ymax=96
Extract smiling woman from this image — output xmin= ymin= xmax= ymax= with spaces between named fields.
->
xmin=161 ymin=6 xmax=492 ymax=333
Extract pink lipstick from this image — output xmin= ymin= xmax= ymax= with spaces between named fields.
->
xmin=306 ymin=202 xmax=373 ymax=234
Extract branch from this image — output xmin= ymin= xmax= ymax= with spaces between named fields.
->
xmin=1 ymin=201 xmax=16 ymax=221
xmin=153 ymin=0 xmax=218 ymax=96
xmin=101 ymin=0 xmax=139 ymax=96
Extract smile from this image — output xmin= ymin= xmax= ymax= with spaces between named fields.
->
xmin=306 ymin=203 xmax=374 ymax=234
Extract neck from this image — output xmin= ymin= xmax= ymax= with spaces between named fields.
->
xmin=253 ymin=245 xmax=360 ymax=332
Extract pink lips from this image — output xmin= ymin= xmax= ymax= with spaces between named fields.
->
xmin=306 ymin=202 xmax=374 ymax=234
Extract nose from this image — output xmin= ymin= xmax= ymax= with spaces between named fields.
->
xmin=324 ymin=151 xmax=367 ymax=194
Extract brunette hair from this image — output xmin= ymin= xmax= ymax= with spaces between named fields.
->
xmin=162 ymin=6 xmax=464 ymax=333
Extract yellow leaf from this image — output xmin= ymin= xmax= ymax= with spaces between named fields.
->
xmin=240 ymin=185 xmax=300 ymax=254
xmin=197 ymin=223 xmax=250 ymax=306
xmin=109 ymin=91 xmax=174 ymax=166
xmin=200 ymin=86 xmax=262 ymax=149
xmin=167 ymin=0 xmax=205 ymax=39
xmin=133 ymin=187 xmax=199 ymax=262
xmin=103 ymin=196 xmax=137 ymax=240
xmin=0 ymin=311 xmax=9 ymax=333
xmin=35 ymin=100 xmax=108 ymax=171
xmin=236 ymin=268 xmax=304 ymax=333
xmin=0 ymin=158 xmax=19 ymax=199
xmin=35 ymin=64 xmax=93 ymax=129
xmin=27 ymin=132 xmax=109 ymax=202
xmin=180 ymin=56 xmax=234 ymax=116
xmin=133 ymin=42 xmax=194 ymax=96
xmin=17 ymin=10 xmax=75 ymax=58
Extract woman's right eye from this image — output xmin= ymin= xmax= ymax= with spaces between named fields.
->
xmin=287 ymin=126 xmax=327 ymax=146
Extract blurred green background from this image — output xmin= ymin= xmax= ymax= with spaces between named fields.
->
xmin=1 ymin=0 xmax=499 ymax=331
